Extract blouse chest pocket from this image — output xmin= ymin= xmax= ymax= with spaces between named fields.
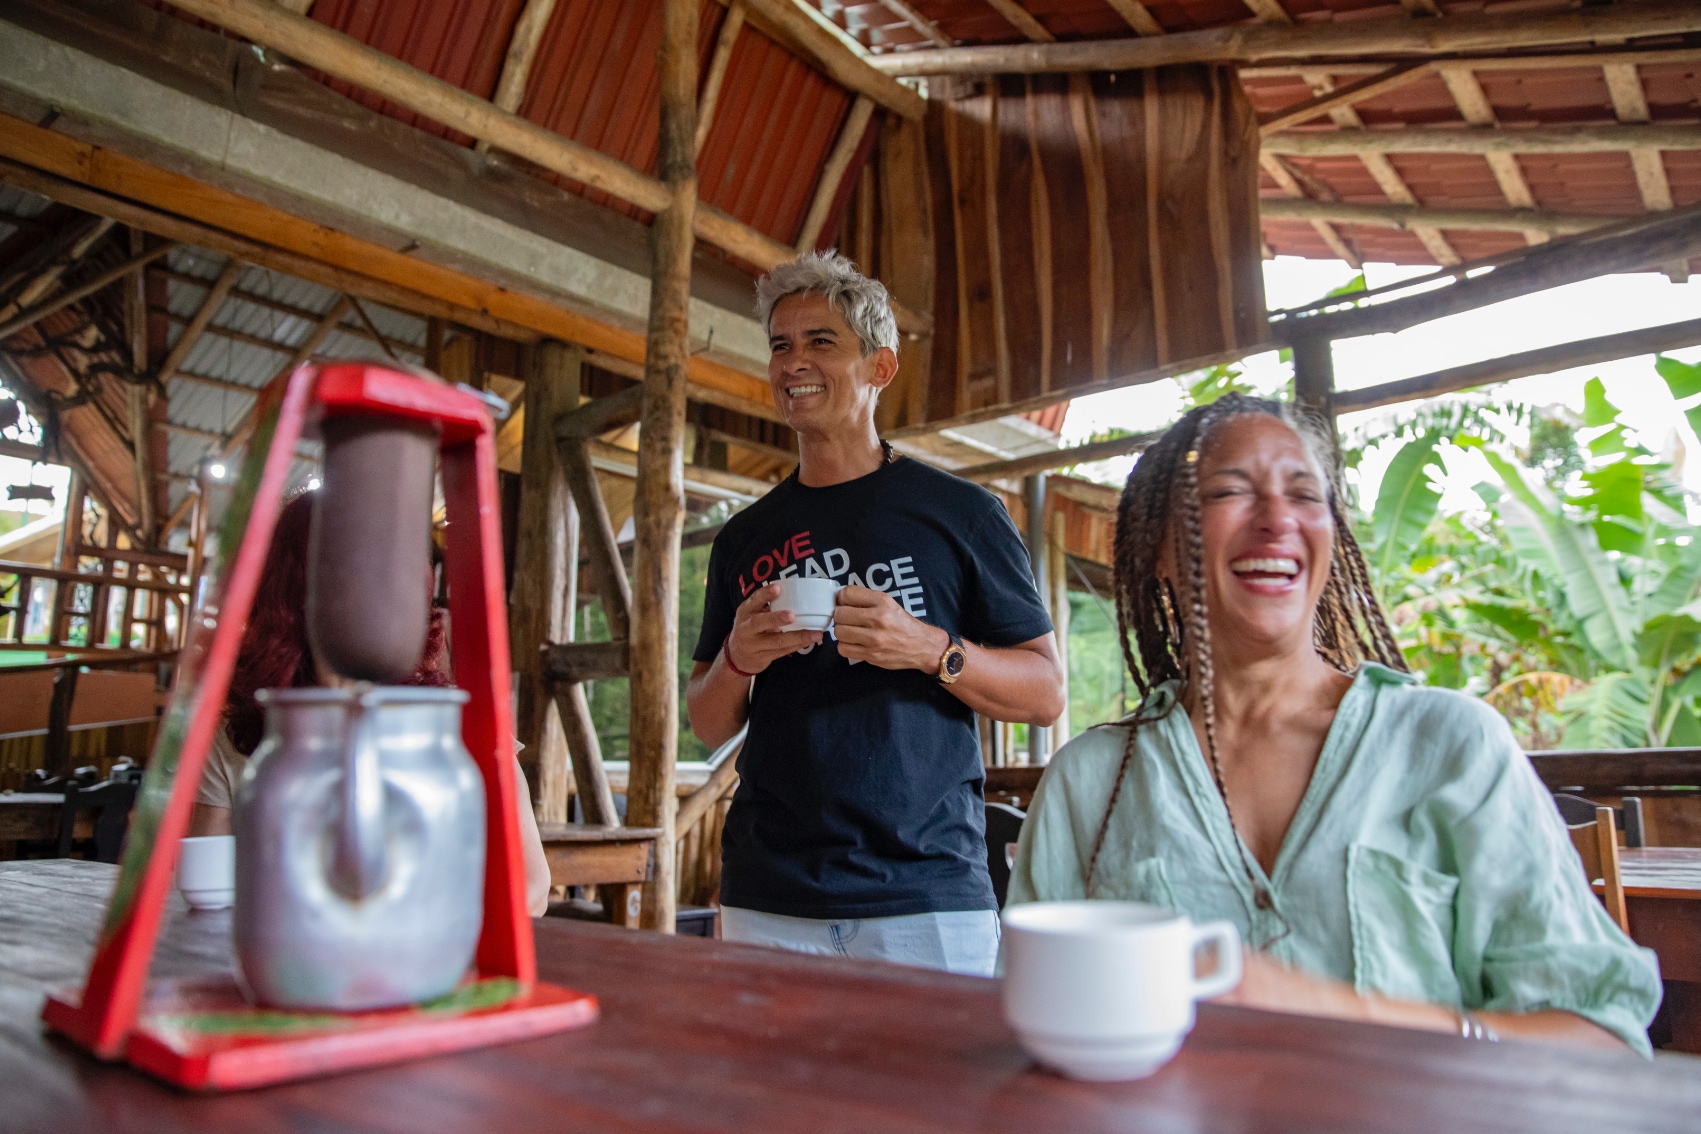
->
xmin=1089 ymin=854 xmax=1178 ymax=911
xmin=1347 ymin=844 xmax=1463 ymax=1007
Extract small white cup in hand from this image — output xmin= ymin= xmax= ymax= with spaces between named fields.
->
xmin=770 ymin=577 xmax=841 ymax=632
xmin=176 ymin=834 xmax=236 ymax=911
xmin=1001 ymin=900 xmax=1241 ymax=1081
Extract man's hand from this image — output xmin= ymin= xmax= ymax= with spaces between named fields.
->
xmin=832 ymin=585 xmax=948 ymax=672
xmin=725 ymin=582 xmax=823 ymax=676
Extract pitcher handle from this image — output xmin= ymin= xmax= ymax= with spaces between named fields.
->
xmin=330 ymin=687 xmax=388 ymax=900
xmin=1189 ymin=920 xmax=1243 ymax=1000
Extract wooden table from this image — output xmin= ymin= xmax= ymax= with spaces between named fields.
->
xmin=4 ymin=861 xmax=1699 ymax=1133
xmin=0 ymin=793 xmax=91 ymax=843
xmin=1619 ymin=847 xmax=1701 ymax=1053
xmin=536 ymin=823 xmax=662 ymax=928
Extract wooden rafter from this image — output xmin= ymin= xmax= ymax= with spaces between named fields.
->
xmin=1240 ymin=0 xmax=1291 ymax=23
xmin=0 ymin=239 xmax=177 ymax=342
xmin=1435 ymin=67 xmax=1542 ymax=246
xmin=1603 ymin=61 xmax=1684 ymax=283
xmin=984 ymin=0 xmax=1052 ymax=42
xmin=795 ymin=96 xmax=876 ymax=252
xmin=154 ymin=257 xmax=245 ymax=387
xmin=695 ymin=0 xmax=746 ymax=156
xmin=1259 ymin=152 xmax=1359 ymax=268
xmin=880 ymin=0 xmax=952 ymax=48
xmin=1263 ymin=124 xmax=1701 ymax=156
xmin=869 ymin=2 xmax=1701 ymax=75
xmin=1260 ymin=198 xmax=1614 ymax=237
xmin=1244 ymin=47 xmax=1701 ymax=80
xmin=729 ymin=0 xmax=924 ymax=118
xmin=1102 ymin=0 xmax=1163 ymax=37
xmin=0 ymin=217 xmax=114 ymax=322
xmin=476 ymin=0 xmax=559 ymax=155
xmin=150 ymin=267 xmax=417 ymax=356
xmin=1299 ymin=70 xmax=1459 ymax=266
xmin=1257 ymin=63 xmax=1429 ymax=136
xmin=347 ymin=296 xmax=398 ymax=361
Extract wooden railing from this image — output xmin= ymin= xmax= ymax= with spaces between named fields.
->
xmin=0 ymin=557 xmax=190 ymax=653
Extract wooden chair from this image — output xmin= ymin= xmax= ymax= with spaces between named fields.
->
xmin=1566 ymin=805 xmax=1631 ymax=934
xmin=985 ymin=802 xmax=1025 ymax=909
xmin=1553 ymin=793 xmax=1645 ymax=848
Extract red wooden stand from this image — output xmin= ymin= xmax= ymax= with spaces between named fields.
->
xmin=42 ymin=362 xmax=596 ymax=1088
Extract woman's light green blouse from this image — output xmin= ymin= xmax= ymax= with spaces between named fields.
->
xmin=1007 ymin=663 xmax=1662 ymax=1054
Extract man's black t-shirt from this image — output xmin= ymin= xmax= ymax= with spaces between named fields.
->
xmin=692 ymin=456 xmax=1053 ymax=920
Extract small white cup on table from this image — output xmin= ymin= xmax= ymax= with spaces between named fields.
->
xmin=1001 ymin=900 xmax=1241 ymax=1081
xmin=176 ymin=834 xmax=236 ymax=911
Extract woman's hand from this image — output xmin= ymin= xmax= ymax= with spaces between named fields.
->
xmin=725 ymin=583 xmax=823 ymax=675
xmin=832 ymin=585 xmax=947 ymax=671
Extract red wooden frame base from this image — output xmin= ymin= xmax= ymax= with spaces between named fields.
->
xmin=45 ymin=978 xmax=597 ymax=1091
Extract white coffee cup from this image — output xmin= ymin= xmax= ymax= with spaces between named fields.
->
xmin=176 ymin=834 xmax=236 ymax=911
xmin=1001 ymin=900 xmax=1241 ymax=1081
xmin=770 ymin=577 xmax=842 ymax=632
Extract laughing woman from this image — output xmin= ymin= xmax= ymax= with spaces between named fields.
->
xmin=1008 ymin=395 xmax=1661 ymax=1053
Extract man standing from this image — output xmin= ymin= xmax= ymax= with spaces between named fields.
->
xmin=686 ymin=251 xmax=1065 ymax=976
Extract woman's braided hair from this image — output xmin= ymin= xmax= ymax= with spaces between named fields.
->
xmin=1083 ymin=395 xmax=1407 ymax=903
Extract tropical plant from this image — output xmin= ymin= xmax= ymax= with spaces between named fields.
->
xmin=1364 ymin=359 xmax=1701 ymax=749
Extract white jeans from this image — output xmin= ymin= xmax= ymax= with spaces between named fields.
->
xmin=720 ymin=906 xmax=1000 ymax=977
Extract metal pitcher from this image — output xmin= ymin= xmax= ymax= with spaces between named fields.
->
xmin=234 ymin=685 xmax=485 ymax=1011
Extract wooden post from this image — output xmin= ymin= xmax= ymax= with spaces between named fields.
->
xmin=1048 ymin=509 xmax=1070 ymax=755
xmin=1023 ymin=473 xmax=1048 ymax=765
xmin=124 ymin=229 xmax=157 ymax=546
xmin=509 ymin=341 xmax=583 ymax=826
xmin=626 ymin=0 xmax=699 ymax=934
xmin=1290 ymin=336 xmax=1336 ymax=423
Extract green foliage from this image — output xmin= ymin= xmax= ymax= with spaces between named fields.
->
xmin=1183 ymin=364 xmax=1258 ymax=409
xmin=1363 ymin=359 xmax=1701 ymax=750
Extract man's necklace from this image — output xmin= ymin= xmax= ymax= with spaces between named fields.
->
xmin=880 ymin=439 xmax=896 ymax=465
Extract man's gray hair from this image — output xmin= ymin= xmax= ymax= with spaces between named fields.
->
xmin=755 ymin=250 xmax=899 ymax=357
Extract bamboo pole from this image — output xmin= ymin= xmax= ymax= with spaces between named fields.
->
xmin=626 ymin=0 xmax=699 ymax=935
xmin=1257 ymin=63 xmax=1430 ymax=135
xmin=696 ymin=0 xmax=746 ymax=157
xmin=869 ymin=1 xmax=1701 ymax=75
xmin=1259 ymin=198 xmax=1614 ymax=237
xmin=954 ymin=430 xmax=1162 ymax=483
xmin=477 ymin=0 xmax=559 ymax=154
xmin=739 ymin=0 xmax=925 ymax=118
xmin=795 ymin=96 xmax=877 ymax=253
xmin=1263 ymin=123 xmax=1701 ymax=157
xmin=1333 ymin=316 xmax=1701 ymax=414
xmin=510 ymin=341 xmax=583 ymax=826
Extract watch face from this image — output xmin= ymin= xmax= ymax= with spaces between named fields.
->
xmin=945 ymin=648 xmax=966 ymax=677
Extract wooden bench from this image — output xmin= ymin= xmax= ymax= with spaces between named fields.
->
xmin=536 ymin=823 xmax=662 ymax=928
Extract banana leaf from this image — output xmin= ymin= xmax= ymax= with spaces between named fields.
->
xmin=1582 ymin=377 xmax=1620 ymax=428
xmin=1371 ymin=437 xmax=1443 ymax=584
xmin=1561 ymin=670 xmax=1654 ymax=749
xmin=1645 ymin=538 xmax=1701 ymax=620
xmin=1635 ymin=612 xmax=1701 ymax=672
xmin=1656 ymin=355 xmax=1701 ymax=400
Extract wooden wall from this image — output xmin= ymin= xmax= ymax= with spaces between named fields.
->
xmin=844 ymin=65 xmax=1267 ymax=432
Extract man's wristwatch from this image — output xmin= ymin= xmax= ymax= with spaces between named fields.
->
xmin=935 ymin=632 xmax=967 ymax=684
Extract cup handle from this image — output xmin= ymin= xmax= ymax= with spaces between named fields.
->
xmin=1189 ymin=920 xmax=1243 ymax=1000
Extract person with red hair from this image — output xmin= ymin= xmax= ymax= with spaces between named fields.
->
xmin=188 ymin=490 xmax=551 ymax=917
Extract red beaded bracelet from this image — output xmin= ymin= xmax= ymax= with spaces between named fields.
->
xmin=722 ymin=638 xmax=757 ymax=678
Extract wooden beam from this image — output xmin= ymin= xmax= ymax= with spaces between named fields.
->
xmin=0 ymin=121 xmax=779 ymax=405
xmin=477 ymin=0 xmax=559 ymax=154
xmin=1250 ymin=47 xmax=1701 ymax=79
xmin=557 ymin=440 xmax=632 ymax=639
xmin=717 ymin=0 xmax=924 ymax=119
xmin=542 ymin=640 xmax=629 ymax=685
xmin=868 ymin=2 xmax=1701 ymax=75
xmin=154 ymin=257 xmax=245 ymax=386
xmin=347 ymin=296 xmax=398 ymax=361
xmin=1604 ymin=61 xmax=1684 ymax=283
xmin=1333 ymin=316 xmax=1701 ymax=414
xmin=0 ymin=240 xmax=178 ymax=342
xmin=1290 ymin=336 xmax=1335 ymax=419
xmin=881 ymin=0 xmax=953 ymax=47
xmin=1279 ymin=204 xmax=1701 ymax=342
xmin=556 ymin=383 xmax=646 ymax=440
xmin=1103 ymin=0 xmax=1164 ymax=36
xmin=954 ymin=430 xmax=1161 ymax=483
xmin=627 ymin=0 xmax=698 ymax=934
xmin=795 ymin=96 xmax=876 ymax=252
xmin=0 ymin=437 xmax=46 ymax=462
xmin=695 ymin=0 xmax=746 ymax=157
xmin=984 ymin=0 xmax=1052 ymax=42
xmin=1258 ymin=63 xmax=1430 ymax=136
xmin=587 ymin=438 xmax=777 ymax=500
xmin=1259 ymin=152 xmax=1360 ymax=268
xmin=699 ymin=426 xmax=795 ymax=467
xmin=0 ymin=215 xmax=114 ymax=322
xmin=584 ymin=347 xmax=784 ymax=424
xmin=1240 ymin=0 xmax=1292 ymax=23
xmin=510 ymin=340 xmax=581 ymax=826
xmin=1436 ymin=67 xmax=1541 ymax=246
xmin=151 ymin=266 xmax=417 ymax=357
xmin=1296 ymin=70 xmax=1458 ymax=266
xmin=1260 ymin=198 xmax=1617 ymax=237
xmin=152 ymin=0 xmax=921 ymax=325
xmin=1263 ymin=124 xmax=1701 ymax=157
xmin=551 ymin=681 xmax=619 ymax=826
